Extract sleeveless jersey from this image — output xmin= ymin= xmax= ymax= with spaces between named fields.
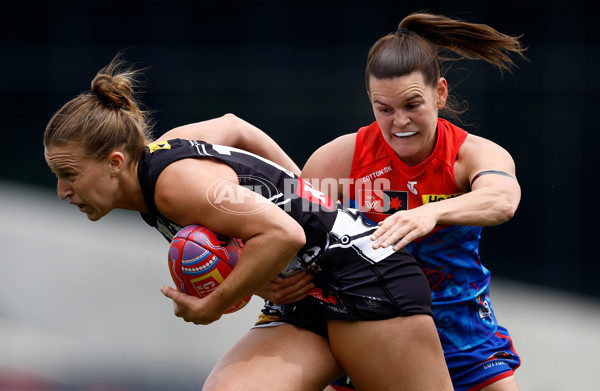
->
xmin=138 ymin=138 xmax=339 ymax=274
xmin=348 ymin=119 xmax=497 ymax=352
xmin=137 ymin=138 xmax=432 ymax=322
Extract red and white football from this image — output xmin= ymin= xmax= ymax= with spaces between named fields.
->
xmin=168 ymin=225 xmax=251 ymax=314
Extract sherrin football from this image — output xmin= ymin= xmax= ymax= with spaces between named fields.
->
xmin=168 ymin=225 xmax=251 ymax=314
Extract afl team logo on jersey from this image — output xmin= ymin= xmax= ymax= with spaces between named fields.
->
xmin=355 ymin=189 xmax=408 ymax=215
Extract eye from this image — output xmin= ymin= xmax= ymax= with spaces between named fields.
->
xmin=58 ymin=171 xmax=77 ymax=182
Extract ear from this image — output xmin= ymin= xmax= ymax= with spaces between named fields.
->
xmin=107 ymin=151 xmax=125 ymax=177
xmin=436 ymin=77 xmax=448 ymax=109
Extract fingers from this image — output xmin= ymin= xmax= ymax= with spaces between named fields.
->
xmin=371 ymin=222 xmax=405 ymax=250
xmin=254 ymin=272 xmax=315 ymax=304
xmin=161 ymin=285 xmax=194 ymax=317
xmin=272 ymin=273 xmax=315 ymax=304
xmin=160 ymin=286 xmax=222 ymax=325
xmin=161 ymin=285 xmax=186 ymax=302
xmin=370 ymin=217 xmax=415 ymax=251
xmin=272 ymin=271 xmax=312 ymax=288
xmin=391 ymin=236 xmax=410 ymax=251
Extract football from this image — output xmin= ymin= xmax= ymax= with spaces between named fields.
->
xmin=168 ymin=225 xmax=251 ymax=314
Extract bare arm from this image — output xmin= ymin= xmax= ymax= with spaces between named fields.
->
xmin=157 ymin=158 xmax=306 ymax=324
xmin=252 ymin=133 xmax=356 ymax=305
xmin=372 ymin=134 xmax=521 ymax=250
xmin=158 ymin=113 xmax=301 ymax=176
xmin=300 ymin=133 xmax=356 ymax=198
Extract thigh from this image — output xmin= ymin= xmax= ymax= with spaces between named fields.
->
xmin=328 ymin=315 xmax=452 ymax=391
xmin=203 ymin=324 xmax=343 ymax=391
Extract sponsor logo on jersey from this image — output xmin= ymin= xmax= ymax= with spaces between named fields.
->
xmin=407 ymin=181 xmax=418 ymax=195
xmin=359 ymin=165 xmax=392 ymax=182
xmin=356 ymin=189 xmax=408 ymax=214
xmin=422 ymin=192 xmax=463 ymax=204
xmin=483 ymin=361 xmax=509 ymax=370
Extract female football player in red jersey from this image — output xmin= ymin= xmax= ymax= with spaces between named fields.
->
xmin=260 ymin=12 xmax=527 ymax=391
xmin=43 ymin=55 xmax=452 ymax=391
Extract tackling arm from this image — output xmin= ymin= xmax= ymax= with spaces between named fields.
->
xmin=372 ymin=134 xmax=521 ymax=251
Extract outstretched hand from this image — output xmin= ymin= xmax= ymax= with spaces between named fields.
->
xmin=370 ymin=209 xmax=437 ymax=251
xmin=254 ymin=271 xmax=315 ymax=304
xmin=160 ymin=286 xmax=223 ymax=325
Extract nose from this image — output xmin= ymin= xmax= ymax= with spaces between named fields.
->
xmin=57 ymin=177 xmax=73 ymax=200
xmin=392 ymin=111 xmax=410 ymax=128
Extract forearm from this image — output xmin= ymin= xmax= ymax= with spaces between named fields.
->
xmin=429 ymin=185 xmax=520 ymax=227
xmin=205 ymin=228 xmax=305 ymax=312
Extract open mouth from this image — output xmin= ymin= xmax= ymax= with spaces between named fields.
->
xmin=394 ymin=132 xmax=417 ymax=138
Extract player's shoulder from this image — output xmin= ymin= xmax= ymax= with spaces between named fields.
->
xmin=460 ymin=134 xmax=512 ymax=158
xmin=302 ymin=133 xmax=356 ymax=178
xmin=313 ymin=133 xmax=356 ymax=158
xmin=306 ymin=133 xmax=356 ymax=167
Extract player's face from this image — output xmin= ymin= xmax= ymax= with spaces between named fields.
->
xmin=368 ymin=71 xmax=447 ymax=166
xmin=45 ymin=144 xmax=115 ymax=221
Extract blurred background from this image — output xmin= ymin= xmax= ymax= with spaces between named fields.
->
xmin=1 ymin=0 xmax=599 ymax=389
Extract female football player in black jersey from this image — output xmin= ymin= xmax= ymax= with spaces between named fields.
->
xmin=44 ymin=55 xmax=452 ymax=391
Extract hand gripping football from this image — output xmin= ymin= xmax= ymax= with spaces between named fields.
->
xmin=168 ymin=225 xmax=251 ymax=314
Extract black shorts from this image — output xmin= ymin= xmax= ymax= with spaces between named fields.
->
xmin=254 ymin=209 xmax=432 ymax=338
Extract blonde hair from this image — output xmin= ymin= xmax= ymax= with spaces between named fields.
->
xmin=44 ymin=54 xmax=154 ymax=162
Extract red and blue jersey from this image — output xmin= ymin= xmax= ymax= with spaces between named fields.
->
xmin=348 ymin=119 xmax=497 ymax=352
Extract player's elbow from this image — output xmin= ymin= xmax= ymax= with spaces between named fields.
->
xmin=282 ymin=222 xmax=306 ymax=253
xmin=485 ymin=184 xmax=520 ymax=225
xmin=269 ymin=221 xmax=306 ymax=264
xmin=501 ymin=201 xmax=518 ymax=221
xmin=220 ymin=113 xmax=254 ymax=144
xmin=261 ymin=221 xmax=306 ymax=276
xmin=502 ymin=186 xmax=520 ymax=222
xmin=220 ymin=113 xmax=245 ymax=130
xmin=491 ymin=195 xmax=519 ymax=225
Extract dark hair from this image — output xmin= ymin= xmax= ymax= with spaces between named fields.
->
xmin=366 ymin=12 xmax=527 ymax=119
xmin=44 ymin=54 xmax=154 ymax=162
